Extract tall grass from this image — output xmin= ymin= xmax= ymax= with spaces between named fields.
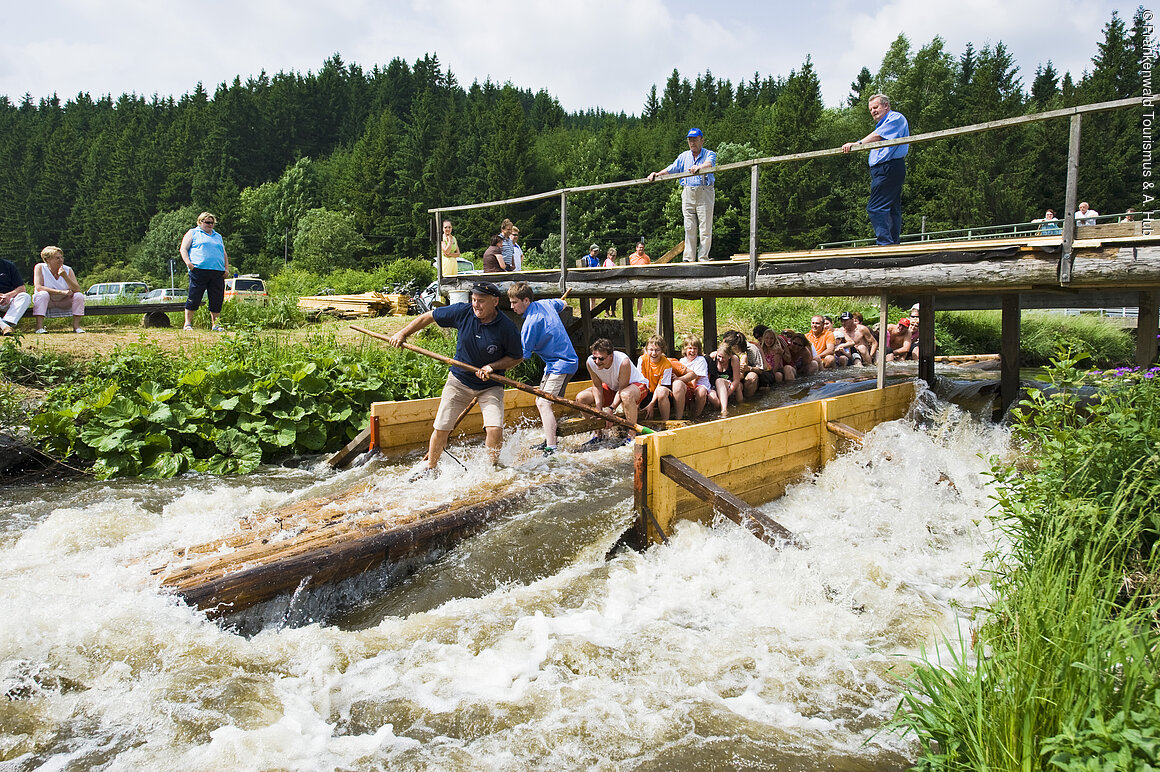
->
xmin=894 ymin=352 xmax=1160 ymax=769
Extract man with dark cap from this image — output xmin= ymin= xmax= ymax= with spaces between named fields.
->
xmin=389 ymin=281 xmax=522 ymax=475
xmin=648 ymin=128 xmax=717 ymax=262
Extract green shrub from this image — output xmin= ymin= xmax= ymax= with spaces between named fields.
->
xmin=384 ymin=258 xmax=435 ymax=289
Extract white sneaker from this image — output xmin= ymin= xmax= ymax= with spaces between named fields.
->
xmin=183 ymin=325 xmax=194 ymax=331
xmin=34 ymin=328 xmax=46 ymax=334
xmin=0 ymin=321 xmax=12 ymax=335
xmin=73 ymin=328 xmax=85 ymax=334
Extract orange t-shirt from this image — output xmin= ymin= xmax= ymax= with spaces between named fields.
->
xmin=637 ymin=355 xmax=688 ymax=390
xmin=805 ymin=330 xmax=835 ymax=357
xmin=629 ymin=252 xmax=651 ymax=266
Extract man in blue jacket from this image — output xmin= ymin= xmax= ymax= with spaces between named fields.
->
xmin=508 ymin=282 xmax=578 ymax=455
xmin=843 ymin=94 xmax=910 ymax=246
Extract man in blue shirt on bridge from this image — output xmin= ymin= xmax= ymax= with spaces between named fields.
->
xmin=649 ymin=128 xmax=717 ymax=262
xmin=843 ymin=93 xmax=910 ymax=246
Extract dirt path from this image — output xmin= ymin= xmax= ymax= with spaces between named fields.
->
xmin=10 ymin=315 xmax=414 ymax=361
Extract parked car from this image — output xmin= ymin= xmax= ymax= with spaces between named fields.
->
xmin=223 ymin=275 xmax=268 ymax=303
xmin=141 ymin=287 xmax=188 ymax=303
xmin=84 ymin=281 xmax=150 ymax=304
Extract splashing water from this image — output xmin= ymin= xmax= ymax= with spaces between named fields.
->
xmin=0 ymin=390 xmax=1008 ymax=770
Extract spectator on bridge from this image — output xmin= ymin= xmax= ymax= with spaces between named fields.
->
xmin=1034 ymin=208 xmax=1062 ymax=235
xmin=32 ymin=246 xmax=85 ymax=333
xmin=579 ymin=244 xmax=601 ymax=268
xmin=648 ymin=128 xmax=717 ymax=262
xmin=842 ymin=94 xmax=909 ymax=246
xmin=499 ymin=219 xmax=516 ymax=269
xmin=629 ymin=242 xmax=651 ymax=314
xmin=1075 ymin=202 xmax=1099 ymax=227
xmin=440 ymin=220 xmax=461 ymax=277
xmin=602 ymin=247 xmax=619 ymax=268
xmin=482 ymin=234 xmax=508 ymax=273
xmin=1122 ymin=208 xmax=1137 ymax=223
xmin=0 ymin=258 xmax=31 ymax=335
xmin=510 ymin=225 xmax=524 ymax=271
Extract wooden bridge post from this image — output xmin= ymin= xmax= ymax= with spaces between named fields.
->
xmin=748 ymin=164 xmax=759 ymax=292
xmin=1060 ymin=114 xmax=1082 ymax=284
xmin=559 ymin=192 xmax=569 ymax=296
xmin=1137 ymin=290 xmax=1160 ymax=366
xmin=1001 ymin=293 xmax=1021 ymax=414
xmin=918 ymin=294 xmax=935 ymax=386
xmin=877 ymin=295 xmax=888 ymax=389
xmin=703 ymin=297 xmax=718 ymax=351
xmin=658 ymin=295 xmax=675 ymax=354
xmin=622 ymin=296 xmax=637 ymax=360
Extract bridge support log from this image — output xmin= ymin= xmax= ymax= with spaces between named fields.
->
xmin=1137 ymin=290 xmax=1159 ymax=367
xmin=1001 ymin=294 xmax=1022 ymax=414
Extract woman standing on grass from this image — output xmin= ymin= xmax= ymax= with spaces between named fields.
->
xmin=180 ymin=211 xmax=230 ymax=332
xmin=31 ymin=246 xmax=85 ymax=333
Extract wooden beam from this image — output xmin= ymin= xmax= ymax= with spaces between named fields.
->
xmin=1001 ymin=293 xmax=1021 ymax=414
xmin=559 ymin=191 xmax=569 ymax=295
xmin=630 ymin=441 xmax=657 ymax=548
xmin=658 ymin=295 xmax=675 ymax=355
xmin=659 ymin=455 xmax=796 ymax=547
xmin=748 ymin=165 xmax=759 ymax=291
xmin=1137 ymin=290 xmax=1160 ymax=367
xmin=1060 ymin=113 xmax=1081 ymax=284
xmin=877 ymin=294 xmax=888 ymax=390
xmin=703 ymin=296 xmax=718 ymax=351
xmin=918 ymin=294 xmax=935 ymax=386
xmin=825 ymin=421 xmax=865 ymax=445
xmin=580 ymin=296 xmax=593 ymax=348
xmin=622 ymin=296 xmax=636 ymax=360
xmin=327 ymin=422 xmax=372 ymax=468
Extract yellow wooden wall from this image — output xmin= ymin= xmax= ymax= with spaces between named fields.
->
xmin=369 ymin=381 xmax=590 ymax=453
xmin=639 ymin=382 xmax=915 ymax=540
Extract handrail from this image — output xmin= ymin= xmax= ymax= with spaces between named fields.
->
xmin=428 ymin=97 xmax=1138 ymax=215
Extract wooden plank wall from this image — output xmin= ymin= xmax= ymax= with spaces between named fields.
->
xmin=640 ymin=382 xmax=915 ymax=541
xmin=369 ymin=381 xmax=590 ymax=453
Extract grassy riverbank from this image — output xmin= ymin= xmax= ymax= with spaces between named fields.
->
xmin=895 ymin=354 xmax=1160 ymax=768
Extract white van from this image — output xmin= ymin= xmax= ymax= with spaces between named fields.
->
xmin=84 ymin=282 xmax=150 ymax=304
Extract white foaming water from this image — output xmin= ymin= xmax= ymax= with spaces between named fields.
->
xmin=0 ymin=391 xmax=1008 ymax=770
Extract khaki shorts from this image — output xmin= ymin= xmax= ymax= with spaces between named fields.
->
xmin=433 ymin=375 xmax=505 ymax=430
xmin=538 ymin=372 xmax=571 ymax=398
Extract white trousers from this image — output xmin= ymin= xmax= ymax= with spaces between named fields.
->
xmin=0 ymin=292 xmax=31 ymax=326
xmin=681 ymin=185 xmax=715 ymax=262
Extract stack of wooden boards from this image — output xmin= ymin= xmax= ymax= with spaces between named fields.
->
xmin=297 ymin=292 xmax=409 ymax=318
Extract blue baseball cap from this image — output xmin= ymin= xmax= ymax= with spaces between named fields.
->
xmin=687 ymin=127 xmax=703 ymax=138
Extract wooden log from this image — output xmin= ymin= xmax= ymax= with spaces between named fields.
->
xmin=659 ymin=455 xmax=796 ymax=547
xmin=656 ymin=242 xmax=684 ymax=264
xmin=327 ymin=423 xmax=373 ymax=468
xmin=825 ymin=421 xmax=865 ymax=445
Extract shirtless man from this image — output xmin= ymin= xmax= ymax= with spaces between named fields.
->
xmin=887 ymin=316 xmax=915 ymax=360
xmin=848 ymin=312 xmax=879 ymax=365
xmin=576 ymin=337 xmax=649 ymax=441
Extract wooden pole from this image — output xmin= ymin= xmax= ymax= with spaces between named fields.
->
xmin=659 ymin=295 xmax=675 ymax=355
xmin=1136 ymin=290 xmax=1159 ymax=366
xmin=1060 ymin=113 xmax=1082 ymax=284
xmin=352 ymin=326 xmax=653 ymax=435
xmin=702 ymin=296 xmax=718 ymax=351
xmin=748 ymin=164 xmax=759 ymax=292
xmin=622 ymin=295 xmax=636 ymax=360
xmin=877 ymin=294 xmax=888 ymax=389
xmin=658 ymin=455 xmax=796 ymax=548
xmin=918 ymin=294 xmax=935 ymax=386
xmin=559 ymin=191 xmax=568 ymax=296
xmin=1001 ymin=293 xmax=1021 ymax=414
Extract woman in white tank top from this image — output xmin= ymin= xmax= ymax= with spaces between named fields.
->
xmin=32 ymin=246 xmax=85 ymax=333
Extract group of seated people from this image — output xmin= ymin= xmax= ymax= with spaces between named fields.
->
xmin=577 ymin=306 xmax=929 ymax=425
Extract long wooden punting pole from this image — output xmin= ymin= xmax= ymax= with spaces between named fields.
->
xmin=352 ymin=325 xmax=653 ymax=435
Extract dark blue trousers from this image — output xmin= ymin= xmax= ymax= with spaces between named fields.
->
xmin=867 ymin=158 xmax=906 ymax=245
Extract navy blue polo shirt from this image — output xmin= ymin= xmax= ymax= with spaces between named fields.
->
xmin=0 ymin=259 xmax=24 ymax=294
xmin=432 ymin=302 xmax=522 ymax=390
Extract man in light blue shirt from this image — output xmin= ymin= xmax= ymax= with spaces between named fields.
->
xmin=649 ymin=128 xmax=717 ymax=262
xmin=508 ymin=281 xmax=579 ymax=454
xmin=842 ymin=94 xmax=910 ymax=246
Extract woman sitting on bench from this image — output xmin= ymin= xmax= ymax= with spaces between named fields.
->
xmin=32 ymin=246 xmax=85 ymax=333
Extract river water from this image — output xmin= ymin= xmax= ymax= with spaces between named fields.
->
xmin=0 ymin=376 xmax=1009 ymax=771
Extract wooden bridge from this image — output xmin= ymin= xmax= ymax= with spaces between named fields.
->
xmin=431 ymin=96 xmax=1157 ymax=412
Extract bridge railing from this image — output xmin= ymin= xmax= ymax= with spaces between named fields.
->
xmin=430 ymin=97 xmax=1139 ymax=291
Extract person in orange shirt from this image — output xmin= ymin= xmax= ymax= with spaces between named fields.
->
xmin=805 ymin=315 xmax=837 ymax=368
xmin=637 ymin=335 xmax=690 ymax=420
xmin=628 ymin=242 xmax=650 ymax=314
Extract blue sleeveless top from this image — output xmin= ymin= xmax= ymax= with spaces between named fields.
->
xmin=188 ymin=228 xmax=226 ymax=271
